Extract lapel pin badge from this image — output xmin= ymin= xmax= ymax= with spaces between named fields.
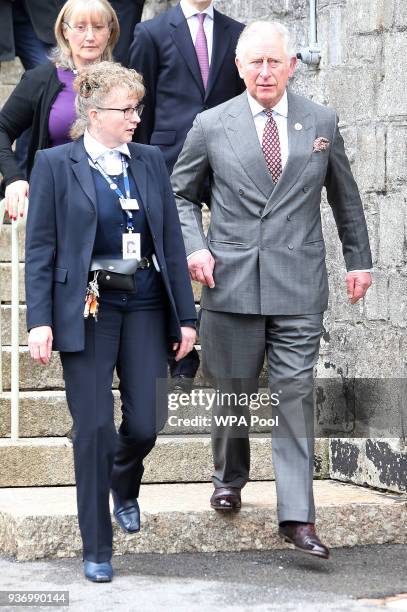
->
xmin=294 ymin=123 xmax=303 ymax=131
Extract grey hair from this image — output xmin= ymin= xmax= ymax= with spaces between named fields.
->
xmin=70 ymin=61 xmax=145 ymax=139
xmin=236 ymin=21 xmax=296 ymax=63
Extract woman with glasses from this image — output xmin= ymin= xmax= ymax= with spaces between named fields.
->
xmin=25 ymin=61 xmax=197 ymax=582
xmin=0 ymin=0 xmax=119 ymax=220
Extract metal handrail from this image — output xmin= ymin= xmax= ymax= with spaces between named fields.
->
xmin=0 ymin=198 xmax=28 ymax=442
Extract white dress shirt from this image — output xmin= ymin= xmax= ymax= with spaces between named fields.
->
xmin=247 ymin=90 xmax=289 ymax=169
xmin=83 ymin=129 xmax=131 ymax=175
xmin=180 ymin=0 xmax=214 ymax=65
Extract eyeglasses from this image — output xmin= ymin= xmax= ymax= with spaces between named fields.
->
xmin=63 ymin=22 xmax=109 ymax=35
xmin=95 ymin=104 xmax=145 ymax=119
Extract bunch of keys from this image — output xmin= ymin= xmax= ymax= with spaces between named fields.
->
xmin=84 ymin=273 xmax=100 ymax=320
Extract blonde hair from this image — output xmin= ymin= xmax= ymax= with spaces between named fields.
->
xmin=52 ymin=0 xmax=119 ymax=70
xmin=70 ymin=61 xmax=145 ymax=139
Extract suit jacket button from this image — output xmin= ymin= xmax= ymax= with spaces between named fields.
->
xmin=239 ymin=188 xmax=244 ymax=195
xmin=287 ymin=214 xmax=292 ymax=221
xmin=303 ymin=186 xmax=309 ymax=192
xmin=288 ymin=244 xmax=294 ymax=250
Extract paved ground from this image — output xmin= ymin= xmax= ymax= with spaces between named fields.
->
xmin=0 ymin=544 xmax=406 ymax=611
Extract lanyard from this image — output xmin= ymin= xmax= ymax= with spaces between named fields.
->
xmin=91 ymin=155 xmax=134 ymax=232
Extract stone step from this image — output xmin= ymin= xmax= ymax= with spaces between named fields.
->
xmin=0 ymin=303 xmax=205 ymax=346
xmin=0 ymin=305 xmax=27 ymax=345
xmin=0 ymin=346 xmax=207 ymax=390
xmin=0 ymin=480 xmax=405 ymax=560
xmin=0 ymin=389 xmax=284 ymax=437
xmin=0 ymin=225 xmax=25 ymax=262
xmin=0 ymin=263 xmax=25 ymax=302
xmin=0 ymin=346 xmax=269 ymax=390
xmin=0 ymin=436 xmax=329 ymax=487
xmin=329 ymin=438 xmax=407 ymax=495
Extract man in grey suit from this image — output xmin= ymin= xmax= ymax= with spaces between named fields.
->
xmin=172 ymin=21 xmax=372 ymax=559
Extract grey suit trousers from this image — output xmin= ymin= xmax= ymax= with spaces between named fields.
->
xmin=200 ymin=309 xmax=323 ymax=524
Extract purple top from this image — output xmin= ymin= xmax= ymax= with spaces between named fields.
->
xmin=48 ymin=68 xmax=76 ymax=147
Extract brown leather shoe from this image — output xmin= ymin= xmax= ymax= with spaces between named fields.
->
xmin=210 ymin=487 xmax=241 ymax=511
xmin=279 ymin=522 xmax=330 ymax=559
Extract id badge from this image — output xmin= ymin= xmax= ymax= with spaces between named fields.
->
xmin=123 ymin=233 xmax=141 ymax=260
xmin=119 ymin=197 xmax=139 ymax=210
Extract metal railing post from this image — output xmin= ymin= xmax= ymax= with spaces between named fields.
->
xmin=0 ymin=198 xmax=28 ymax=442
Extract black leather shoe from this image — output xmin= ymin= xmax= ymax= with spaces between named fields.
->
xmin=83 ymin=560 xmax=113 ymax=582
xmin=279 ymin=522 xmax=330 ymax=559
xmin=210 ymin=487 xmax=241 ymax=511
xmin=111 ymin=490 xmax=140 ymax=533
xmin=170 ymin=374 xmax=194 ymax=393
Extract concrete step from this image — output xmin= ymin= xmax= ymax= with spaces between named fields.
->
xmin=0 ymin=436 xmax=329 ymax=487
xmin=0 ymin=389 xmax=282 ymax=437
xmin=0 ymin=480 xmax=405 ymax=560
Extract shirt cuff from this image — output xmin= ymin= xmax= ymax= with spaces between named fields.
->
xmin=187 ymin=249 xmax=210 ymax=260
xmin=347 ymin=269 xmax=373 ymax=273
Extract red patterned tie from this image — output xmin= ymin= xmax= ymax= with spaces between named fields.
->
xmin=195 ymin=13 xmax=209 ymax=89
xmin=262 ymin=109 xmax=282 ymax=183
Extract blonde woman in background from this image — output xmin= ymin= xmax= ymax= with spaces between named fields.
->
xmin=0 ymin=0 xmax=119 ymax=220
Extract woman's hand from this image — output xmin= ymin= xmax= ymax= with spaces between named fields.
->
xmin=28 ymin=326 xmax=53 ymax=365
xmin=172 ymin=326 xmax=197 ymax=361
xmin=5 ymin=180 xmax=29 ymax=220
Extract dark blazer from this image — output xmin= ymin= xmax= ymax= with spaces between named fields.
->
xmin=25 ymin=138 xmax=196 ymax=352
xmin=129 ymin=3 xmax=245 ymax=172
xmin=110 ymin=0 xmax=145 ymax=66
xmin=0 ymin=62 xmax=63 ymax=189
xmin=0 ymin=0 xmax=64 ymax=61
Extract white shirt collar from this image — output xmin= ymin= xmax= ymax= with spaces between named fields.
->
xmin=180 ymin=0 xmax=214 ymax=20
xmin=246 ymin=90 xmax=288 ymax=119
xmin=83 ymin=129 xmax=131 ymax=162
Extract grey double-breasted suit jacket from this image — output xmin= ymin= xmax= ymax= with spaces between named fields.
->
xmin=172 ymin=90 xmax=372 ymax=316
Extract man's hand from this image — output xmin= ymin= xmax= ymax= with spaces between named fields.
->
xmin=172 ymin=326 xmax=197 ymax=361
xmin=5 ymin=180 xmax=29 ymax=220
xmin=28 ymin=326 xmax=53 ymax=365
xmin=346 ymin=271 xmax=372 ymax=304
xmin=188 ymin=250 xmax=215 ymax=288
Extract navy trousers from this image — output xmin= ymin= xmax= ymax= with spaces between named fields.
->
xmin=60 ymin=305 xmax=168 ymax=562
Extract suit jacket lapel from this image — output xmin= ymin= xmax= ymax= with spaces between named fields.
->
xmin=127 ymin=152 xmax=148 ymax=221
xmin=222 ymin=93 xmax=274 ymax=199
xmin=170 ymin=5 xmax=205 ymax=97
xmin=70 ymin=139 xmax=97 ymax=213
xmin=263 ymin=91 xmax=315 ymax=217
xmin=205 ymin=10 xmax=229 ymax=100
